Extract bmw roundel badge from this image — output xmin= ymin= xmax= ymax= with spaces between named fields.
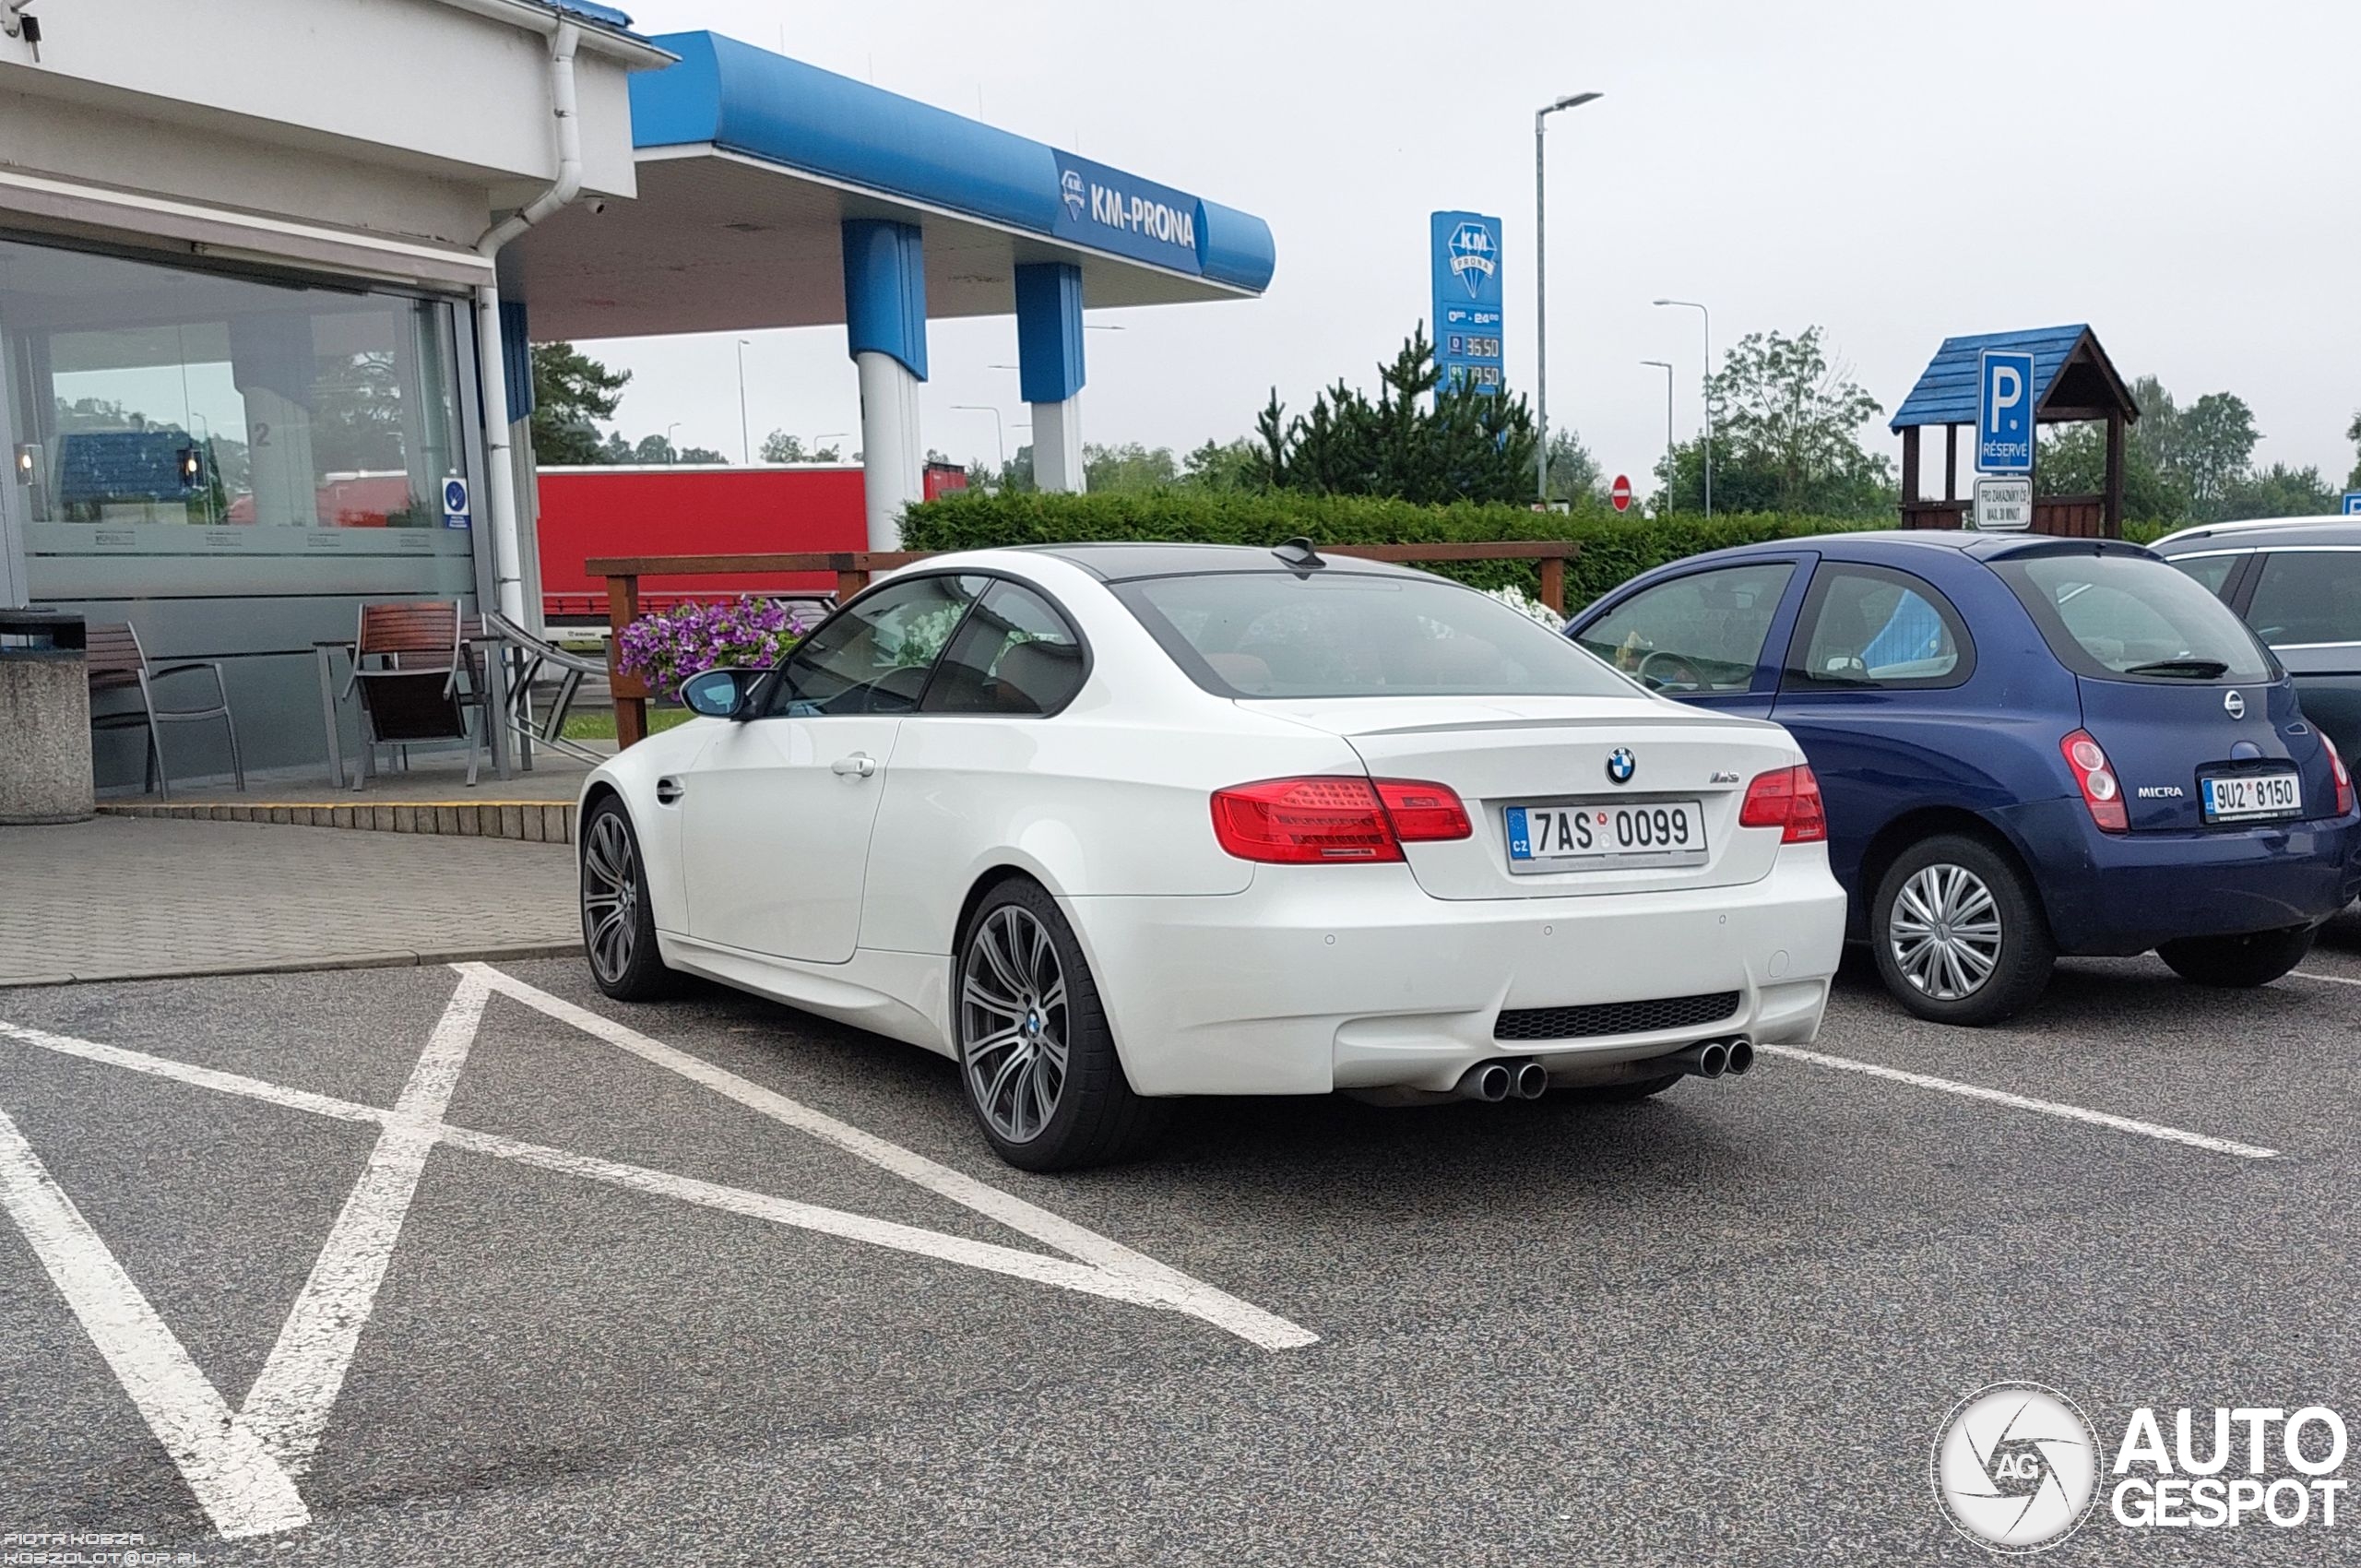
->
xmin=1606 ymin=747 xmax=1636 ymax=785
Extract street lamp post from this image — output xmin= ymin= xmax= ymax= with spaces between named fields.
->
xmin=665 ymin=422 xmax=682 ymax=464
xmin=952 ymin=404 xmax=1006 ymax=470
xmin=1642 ymin=361 xmax=1674 ymax=515
xmin=735 ymin=338 xmax=753 ymax=465
xmin=1652 ymin=299 xmax=1710 ymax=517
xmin=1534 ymin=90 xmax=1603 ymax=505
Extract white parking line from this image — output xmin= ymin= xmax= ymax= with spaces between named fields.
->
xmin=2294 ymin=969 xmax=2361 ymax=988
xmin=460 ymin=963 xmax=1321 ymax=1350
xmin=0 ymin=1103 xmax=310 ymax=1539
xmin=237 ymin=971 xmax=490 ymax=1475
xmin=1760 ymin=1043 xmax=2279 ymax=1160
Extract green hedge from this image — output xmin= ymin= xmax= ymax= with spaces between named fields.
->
xmin=903 ymin=490 xmax=1888 ymax=610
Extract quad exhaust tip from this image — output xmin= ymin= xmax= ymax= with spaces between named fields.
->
xmin=1454 ymin=1059 xmax=1550 ymax=1102
xmin=1456 ymin=1061 xmax=1513 ymax=1103
xmin=1662 ymin=1037 xmax=1752 ymax=1081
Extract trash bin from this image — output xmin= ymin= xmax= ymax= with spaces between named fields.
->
xmin=0 ymin=609 xmax=93 ymax=826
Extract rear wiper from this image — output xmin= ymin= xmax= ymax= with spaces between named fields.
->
xmin=2124 ymin=658 xmax=2229 ymax=678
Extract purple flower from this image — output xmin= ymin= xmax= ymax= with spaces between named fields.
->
xmin=616 ymin=595 xmax=815 ymax=699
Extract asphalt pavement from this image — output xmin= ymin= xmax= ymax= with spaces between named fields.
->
xmin=4 ymin=913 xmax=2360 ymax=1566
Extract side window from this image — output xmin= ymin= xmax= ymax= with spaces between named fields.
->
xmin=764 ymin=574 xmax=981 ymax=717
xmin=2167 ymin=552 xmax=2243 ymax=600
xmin=1574 ymin=562 xmax=1796 ymax=694
xmin=919 ymin=579 xmax=1086 ymax=716
xmin=2245 ymin=552 xmax=2361 ymax=647
xmin=1785 ymin=564 xmax=1972 ymax=690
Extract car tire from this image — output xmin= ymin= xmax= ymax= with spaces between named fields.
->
xmin=1563 ymin=1073 xmax=1684 ymax=1102
xmin=1870 ymin=834 xmax=2055 ymax=1026
xmin=579 ymin=797 xmax=680 ymax=1002
xmin=2156 ymin=924 xmax=2317 ymax=989
xmin=955 ymin=879 xmax=1168 ymax=1172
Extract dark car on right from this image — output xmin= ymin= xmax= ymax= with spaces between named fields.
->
xmin=2152 ymin=516 xmax=2361 ymax=773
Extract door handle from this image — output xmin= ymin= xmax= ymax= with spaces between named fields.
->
xmin=831 ymin=753 xmax=877 ymax=778
xmin=655 ymin=776 xmax=684 ymax=804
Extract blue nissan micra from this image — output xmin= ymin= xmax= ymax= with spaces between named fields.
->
xmin=1566 ymin=532 xmax=2361 ymax=1024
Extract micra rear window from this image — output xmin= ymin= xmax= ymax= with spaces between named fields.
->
xmin=1992 ymin=553 xmax=2275 ymax=683
xmin=1110 ymin=570 xmax=1634 ymax=700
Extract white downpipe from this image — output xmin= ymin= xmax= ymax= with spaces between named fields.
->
xmin=473 ymin=19 xmax=581 ymax=624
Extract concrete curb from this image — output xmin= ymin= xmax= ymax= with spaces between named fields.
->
xmin=0 ymin=943 xmax=581 ymax=990
xmin=95 ymin=801 xmax=576 ymax=843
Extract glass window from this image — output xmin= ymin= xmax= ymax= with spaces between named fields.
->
xmin=1786 ymin=564 xmax=1971 ymax=689
xmin=2 ymin=235 xmax=465 ymax=534
xmin=766 ymin=574 xmax=980 ymax=717
xmin=2244 ymin=552 xmax=2361 ymax=647
xmin=920 ymin=579 xmax=1086 ymax=716
xmin=1115 ymin=569 xmax=1635 ymax=700
xmin=1575 ymin=562 xmax=1795 ymax=694
xmin=1993 ymin=552 xmax=2274 ymax=682
xmin=2166 ymin=552 xmax=2243 ymax=600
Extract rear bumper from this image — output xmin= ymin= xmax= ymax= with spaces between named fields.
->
xmin=1062 ymin=849 xmax=1847 ymax=1097
xmin=2001 ymin=798 xmax=2361 ymax=955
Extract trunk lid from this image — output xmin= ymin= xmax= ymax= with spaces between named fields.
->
xmin=1251 ymin=695 xmax=1806 ymax=899
xmin=2080 ymin=675 xmax=2329 ymax=832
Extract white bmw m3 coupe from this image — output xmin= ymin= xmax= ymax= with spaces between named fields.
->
xmin=577 ymin=540 xmax=1846 ymax=1170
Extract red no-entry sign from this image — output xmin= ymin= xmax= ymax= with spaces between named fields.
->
xmin=1610 ymin=475 xmax=1633 ymax=513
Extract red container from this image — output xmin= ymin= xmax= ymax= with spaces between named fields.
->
xmin=535 ymin=464 xmax=867 ymax=622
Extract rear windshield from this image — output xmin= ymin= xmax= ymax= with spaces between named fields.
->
xmin=1112 ymin=570 xmax=1636 ymax=700
xmin=1992 ymin=552 xmax=2275 ymax=683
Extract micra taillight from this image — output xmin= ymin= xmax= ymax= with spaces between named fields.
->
xmin=2330 ymin=746 xmax=2355 ymax=818
xmin=2060 ymin=730 xmax=2129 ymax=833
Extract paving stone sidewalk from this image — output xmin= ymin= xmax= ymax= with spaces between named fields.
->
xmin=0 ymin=815 xmax=578 ymax=987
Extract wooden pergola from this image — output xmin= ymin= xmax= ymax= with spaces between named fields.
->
xmin=1890 ymin=325 xmax=2140 ymax=538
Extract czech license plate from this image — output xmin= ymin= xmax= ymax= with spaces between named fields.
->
xmin=2201 ymin=771 xmax=2303 ymax=823
xmin=1505 ymin=800 xmax=1709 ymax=872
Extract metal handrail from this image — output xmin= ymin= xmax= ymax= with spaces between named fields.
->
xmin=478 ymin=610 xmax=616 ymax=766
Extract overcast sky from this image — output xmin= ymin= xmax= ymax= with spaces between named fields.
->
xmin=592 ymin=1 xmax=2361 ymax=496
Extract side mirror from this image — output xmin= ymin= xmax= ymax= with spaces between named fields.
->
xmin=680 ymin=668 xmax=759 ymax=719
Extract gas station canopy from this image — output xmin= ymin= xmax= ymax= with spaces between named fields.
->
xmin=511 ymin=31 xmax=1277 ymax=340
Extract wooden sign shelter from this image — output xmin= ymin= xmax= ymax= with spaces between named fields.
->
xmin=1889 ymin=325 xmax=2140 ymax=538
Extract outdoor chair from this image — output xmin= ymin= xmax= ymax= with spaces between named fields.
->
xmin=85 ymin=623 xmax=245 ymax=801
xmin=344 ymin=600 xmax=488 ymax=790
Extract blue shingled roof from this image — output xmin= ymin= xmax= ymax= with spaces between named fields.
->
xmin=1890 ymin=325 xmax=2106 ymax=431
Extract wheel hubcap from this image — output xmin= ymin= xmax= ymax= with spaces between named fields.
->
xmin=1889 ymin=862 xmax=2002 ymax=1001
xmin=581 ymin=814 xmax=638 ymax=984
xmin=961 ymin=907 xmax=1068 ymax=1144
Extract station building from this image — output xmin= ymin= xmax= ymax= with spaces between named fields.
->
xmin=0 ymin=0 xmax=1273 ymax=784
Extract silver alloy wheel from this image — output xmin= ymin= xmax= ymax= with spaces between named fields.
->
xmin=1888 ymin=862 xmax=2003 ymax=1001
xmin=581 ymin=812 xmax=639 ymax=984
xmin=960 ymin=905 xmax=1069 ymax=1145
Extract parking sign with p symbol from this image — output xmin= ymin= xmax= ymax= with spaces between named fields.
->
xmin=1977 ymin=350 xmax=2036 ymax=474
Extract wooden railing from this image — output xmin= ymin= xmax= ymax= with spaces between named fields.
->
xmin=587 ymin=540 xmax=1582 ymax=747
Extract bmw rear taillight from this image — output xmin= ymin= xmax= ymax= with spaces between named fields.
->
xmin=1209 ymin=777 xmax=1468 ymax=863
xmin=1374 ymin=778 xmax=1473 ymax=842
xmin=2060 ymin=730 xmax=2128 ymax=833
xmin=2330 ymin=747 xmax=2355 ymax=817
xmin=1738 ymin=764 xmax=1827 ymax=844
